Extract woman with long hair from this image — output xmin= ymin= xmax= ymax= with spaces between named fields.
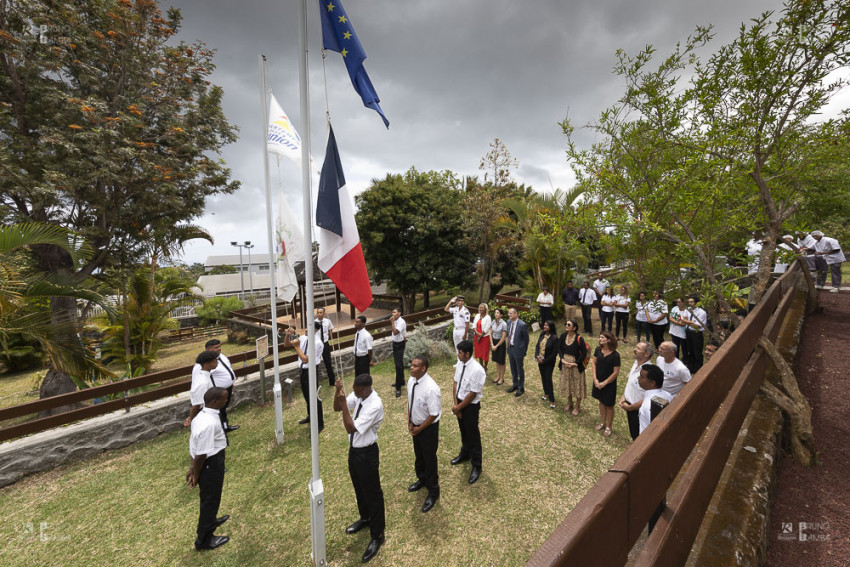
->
xmin=634 ymin=291 xmax=650 ymax=343
xmin=558 ymin=319 xmax=589 ymax=416
xmin=535 ymin=320 xmax=559 ymax=409
xmin=472 ymin=303 xmax=492 ymax=371
xmin=489 ymin=308 xmax=508 ymax=385
xmin=592 ymin=331 xmax=621 ymax=438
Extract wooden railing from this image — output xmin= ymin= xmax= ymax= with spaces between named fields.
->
xmin=0 ymin=307 xmax=450 ymax=443
xmin=162 ymin=325 xmax=228 ymax=344
xmin=526 ymin=259 xmax=814 ymax=566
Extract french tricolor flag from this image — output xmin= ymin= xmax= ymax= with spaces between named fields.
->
xmin=316 ymin=127 xmax=373 ymax=312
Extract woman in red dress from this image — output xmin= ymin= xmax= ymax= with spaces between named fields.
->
xmin=472 ymin=303 xmax=492 ymax=371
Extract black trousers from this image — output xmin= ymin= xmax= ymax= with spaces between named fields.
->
xmin=580 ymin=304 xmax=594 ymax=334
xmin=349 ymin=443 xmax=385 ymax=539
xmin=649 ymin=324 xmax=666 ymax=349
xmin=615 ymin=312 xmax=629 ymax=339
xmin=393 ymin=341 xmax=406 ymax=389
xmin=412 ymin=421 xmax=440 ymax=497
xmin=600 ymin=311 xmax=614 ymax=332
xmin=219 ymin=385 xmax=234 ymax=428
xmin=321 ymin=342 xmax=335 ymax=386
xmin=196 ymin=450 xmax=225 ymax=546
xmin=672 ymin=335 xmax=688 ymax=362
xmin=539 ymin=306 xmax=553 ymax=325
xmin=539 ymin=362 xmax=556 ymax=403
xmin=455 ymin=400 xmax=482 ymax=468
xmin=354 ymin=354 xmax=371 ymax=377
xmin=626 ymin=408 xmax=640 ymax=441
xmin=685 ymin=330 xmax=704 ymax=374
xmin=300 ymin=367 xmax=324 ymax=428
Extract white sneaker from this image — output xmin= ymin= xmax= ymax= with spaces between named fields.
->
xmin=829 ymin=288 xmax=839 ymax=293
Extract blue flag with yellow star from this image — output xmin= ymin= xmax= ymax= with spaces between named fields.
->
xmin=318 ymin=0 xmax=389 ymax=128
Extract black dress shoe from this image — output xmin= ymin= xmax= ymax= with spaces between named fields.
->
xmin=507 ymin=386 xmax=518 ymax=393
xmin=298 ymin=417 xmax=310 ymax=425
xmin=195 ymin=535 xmax=230 ymax=551
xmin=214 ymin=515 xmax=230 ymax=528
xmin=345 ymin=518 xmax=369 ymax=535
xmin=514 ymin=389 xmax=524 ymax=397
xmin=408 ymin=479 xmax=425 ymax=492
xmin=468 ymin=467 xmax=481 ymax=484
xmin=362 ymin=534 xmax=384 ymax=563
xmin=450 ymin=454 xmax=469 ymax=466
xmin=224 ymin=425 xmax=240 ymax=432
xmin=422 ymin=495 xmax=438 ymax=513
xmin=395 ymin=388 xmax=401 ymax=398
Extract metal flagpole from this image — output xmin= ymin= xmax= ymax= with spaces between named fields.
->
xmin=259 ymin=54 xmax=285 ymax=444
xmin=298 ymin=1 xmax=327 ymax=564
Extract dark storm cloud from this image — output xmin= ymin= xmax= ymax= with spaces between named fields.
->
xmin=168 ymin=0 xmax=783 ymax=263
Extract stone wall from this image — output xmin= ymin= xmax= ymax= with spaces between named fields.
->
xmin=0 ymin=322 xmax=450 ymax=488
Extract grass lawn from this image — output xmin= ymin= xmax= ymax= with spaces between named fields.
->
xmin=0 ymin=370 xmax=41 ymax=410
xmin=0 ymin=334 xmax=638 ymax=567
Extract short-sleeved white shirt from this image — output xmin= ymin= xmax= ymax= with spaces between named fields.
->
xmin=408 ymin=373 xmax=441 ymax=425
xmin=536 ymin=292 xmax=554 ymax=307
xmin=315 ymin=317 xmax=334 ymax=343
xmin=346 ymin=390 xmax=383 ymax=447
xmin=298 ymin=333 xmax=324 ymax=369
xmin=354 ymin=328 xmax=373 ymax=356
xmin=593 ymin=278 xmax=609 ymax=297
xmin=450 ymin=306 xmax=470 ymax=330
xmin=639 ymin=388 xmax=674 ymax=434
xmin=656 ymin=356 xmax=692 ymax=396
xmin=683 ymin=307 xmax=708 ymax=333
xmin=634 ymin=300 xmax=648 ymax=322
xmin=454 ymin=358 xmax=486 ymax=404
xmin=189 ymin=407 xmax=227 ymax=458
xmin=391 ymin=316 xmax=407 ymax=343
xmin=190 ymin=363 xmax=214 ymax=407
xmin=579 ymin=287 xmax=596 ymax=305
xmin=210 ymin=352 xmax=235 ymax=389
xmin=647 ymin=300 xmax=669 ymax=325
xmin=669 ymin=306 xmax=687 ymax=339
xmin=815 ymin=236 xmax=845 ymax=265
xmin=613 ymin=294 xmax=631 ymax=313
xmin=601 ymin=294 xmax=615 ymax=313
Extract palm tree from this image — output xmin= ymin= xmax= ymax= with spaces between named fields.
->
xmin=0 ymin=224 xmax=113 ymax=401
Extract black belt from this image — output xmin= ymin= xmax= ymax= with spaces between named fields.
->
xmin=350 ymin=442 xmax=377 ymax=451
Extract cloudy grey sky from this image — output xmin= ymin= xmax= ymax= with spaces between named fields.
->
xmin=169 ymin=0 xmax=788 ymax=264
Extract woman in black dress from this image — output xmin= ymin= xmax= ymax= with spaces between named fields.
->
xmin=592 ymin=331 xmax=621 ymax=437
xmin=535 ymin=320 xmax=558 ymax=409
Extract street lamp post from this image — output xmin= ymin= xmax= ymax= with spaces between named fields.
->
xmin=231 ymin=241 xmax=246 ymax=300
xmin=245 ymin=242 xmax=255 ymax=296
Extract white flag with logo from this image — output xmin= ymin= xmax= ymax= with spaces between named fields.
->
xmin=267 ymin=93 xmax=301 ymax=162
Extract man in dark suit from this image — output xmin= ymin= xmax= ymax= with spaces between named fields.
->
xmin=505 ymin=308 xmax=529 ymax=397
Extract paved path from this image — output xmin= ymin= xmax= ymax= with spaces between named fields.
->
xmin=765 ymin=289 xmax=850 ymax=565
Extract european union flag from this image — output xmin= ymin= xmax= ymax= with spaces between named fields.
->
xmin=318 ymin=0 xmax=389 ymax=128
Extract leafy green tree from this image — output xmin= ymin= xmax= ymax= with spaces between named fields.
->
xmin=196 ymin=296 xmax=244 ymax=326
xmin=355 ymin=168 xmax=477 ymax=313
xmin=98 ymin=266 xmax=199 ymax=373
xmin=1 ymin=0 xmax=238 ymax=394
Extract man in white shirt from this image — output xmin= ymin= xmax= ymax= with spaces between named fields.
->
xmin=656 ymin=341 xmax=692 ymax=397
xmin=536 ymin=286 xmax=554 ymax=325
xmin=205 ymin=339 xmax=238 ymax=433
xmin=592 ymin=272 xmax=610 ymax=321
xmin=445 ymin=295 xmax=470 ymax=352
xmin=450 ymin=340 xmax=486 ymax=484
xmin=407 ymin=356 xmax=442 ymax=513
xmin=353 ymin=316 xmax=374 ymax=376
xmin=185 ymin=350 xmax=220 ymax=427
xmin=618 ymin=342 xmax=654 ymax=441
xmin=637 ymin=365 xmax=674 ymax=435
xmin=186 ymin=387 xmax=231 ymax=551
xmin=390 ymin=308 xmax=407 ymax=398
xmin=284 ymin=321 xmax=325 ymax=431
xmin=789 ymin=231 xmax=819 ymax=274
xmin=811 ymin=230 xmax=845 ymax=293
xmin=315 ymin=308 xmax=336 ymax=386
xmin=578 ymin=281 xmax=597 ymax=334
xmin=681 ymin=296 xmax=708 ymax=374
xmin=334 ymin=374 xmax=385 ymax=563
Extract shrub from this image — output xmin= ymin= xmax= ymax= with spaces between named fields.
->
xmin=408 ymin=324 xmax=455 ymax=365
xmin=197 ymin=296 xmax=245 ymax=326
